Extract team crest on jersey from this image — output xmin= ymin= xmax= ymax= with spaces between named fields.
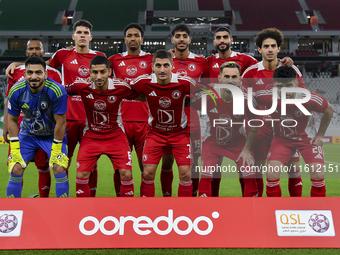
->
xmin=76 ymin=162 xmax=80 ymax=169
xmin=94 ymin=100 xmax=106 ymax=110
xmin=143 ymin=154 xmax=148 ymax=162
xmin=126 ymin=65 xmax=137 ymax=76
xmin=139 ymin=61 xmax=147 ymax=69
xmin=40 ymin=101 xmax=48 ymax=110
xmin=78 ymin=65 xmax=90 ymax=77
xmin=176 ymin=69 xmax=187 ymax=76
xmin=159 ymin=97 xmax=171 ymax=108
xmin=108 ymin=96 xmax=117 ymax=103
xmin=294 ymin=110 xmax=303 ymax=117
xmin=172 ymin=90 xmax=181 ymax=99
xmin=188 ymin=63 xmax=196 ymax=71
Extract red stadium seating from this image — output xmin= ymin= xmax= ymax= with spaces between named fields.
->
xmin=305 ymin=0 xmax=340 ymax=30
xmin=197 ymin=0 xmax=224 ymax=10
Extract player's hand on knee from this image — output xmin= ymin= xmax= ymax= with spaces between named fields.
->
xmin=8 ymin=140 xmax=27 ymax=173
xmin=50 ymin=140 xmax=69 ymax=169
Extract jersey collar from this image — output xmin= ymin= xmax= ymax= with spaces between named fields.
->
xmin=257 ymin=60 xmax=283 ymax=71
xmin=122 ymin=50 xmax=148 ymax=57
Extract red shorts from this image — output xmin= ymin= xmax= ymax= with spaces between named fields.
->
xmin=268 ymin=136 xmax=325 ymax=165
xmin=67 ymin=120 xmax=86 ymax=159
xmin=7 ymin=147 xmax=49 ymax=168
xmin=123 ymin=121 xmax=148 ymax=159
xmin=201 ymin=136 xmax=250 ymax=170
xmin=143 ymin=129 xmax=192 ymax=166
xmin=76 ymin=132 xmax=132 ymax=172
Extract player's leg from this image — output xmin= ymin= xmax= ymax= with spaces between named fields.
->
xmin=34 ymin=149 xmax=51 ymax=197
xmin=300 ymin=144 xmax=326 ymax=197
xmin=190 ymin=133 xmax=201 ymax=197
xmin=211 ymin=157 xmax=222 ymax=197
xmin=286 ymin=151 xmax=303 ymax=197
xmin=161 ymin=149 xmax=174 ymax=197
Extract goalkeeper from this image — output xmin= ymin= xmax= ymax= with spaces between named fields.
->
xmin=6 ymin=57 xmax=69 ymax=198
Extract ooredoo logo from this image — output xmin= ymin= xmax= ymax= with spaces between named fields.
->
xmin=0 ymin=210 xmax=23 ymax=237
xmin=79 ymin=210 xmax=219 ymax=236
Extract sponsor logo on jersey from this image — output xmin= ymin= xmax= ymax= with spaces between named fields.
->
xmin=210 ymin=108 xmax=218 ymax=113
xmin=139 ymin=61 xmax=147 ymax=68
xmin=40 ymin=101 xmax=48 ymax=110
xmin=256 ymin=79 xmax=264 ymax=85
xmin=149 ymin=91 xmax=157 ymax=96
xmin=86 ymin=94 xmax=94 ymax=99
xmin=78 ymin=65 xmax=90 ymax=77
xmin=176 ymin=69 xmax=187 ymax=76
xmin=212 ymin=63 xmax=219 ymax=68
xmin=107 ymin=95 xmax=117 ymax=103
xmin=118 ymin=61 xmax=126 ymax=67
xmin=126 ymin=65 xmax=137 ymax=76
xmin=70 ymin=59 xmax=78 ymax=64
xmin=172 ymin=90 xmax=181 ymax=99
xmin=188 ymin=63 xmax=196 ymax=71
xmin=158 ymin=109 xmax=175 ymax=124
xmin=93 ymin=111 xmax=109 ymax=125
xmin=159 ymin=97 xmax=171 ymax=108
xmin=94 ymin=100 xmax=107 ymax=110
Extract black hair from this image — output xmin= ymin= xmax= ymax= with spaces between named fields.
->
xmin=214 ymin=26 xmax=232 ymax=37
xmin=153 ymin=49 xmax=173 ymax=63
xmin=90 ymin=55 xmax=110 ymax=69
xmin=255 ymin=28 xmax=284 ymax=48
xmin=171 ymin=24 xmax=190 ymax=36
xmin=25 ymin=57 xmax=46 ymax=69
xmin=124 ymin=23 xmax=144 ymax=38
xmin=73 ymin=19 xmax=93 ymax=32
xmin=273 ymin=66 xmax=297 ymax=83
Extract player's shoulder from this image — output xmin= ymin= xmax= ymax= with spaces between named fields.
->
xmin=14 ymin=64 xmax=25 ymax=71
xmin=242 ymin=62 xmax=261 ymax=77
xmin=131 ymin=74 xmax=152 ymax=84
xmin=46 ymin=65 xmax=61 ymax=75
xmin=309 ymin=91 xmax=327 ymax=105
xmin=188 ymin=52 xmax=206 ymax=60
xmin=88 ymin=49 xmax=105 ymax=56
xmin=177 ymin=73 xmax=196 ymax=85
xmin=111 ymin=78 xmax=132 ymax=89
xmin=231 ymin=51 xmax=257 ymax=60
xmin=45 ymin=77 xmax=66 ymax=98
xmin=8 ymin=79 xmax=27 ymax=99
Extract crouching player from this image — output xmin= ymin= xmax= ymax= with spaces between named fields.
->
xmin=194 ymin=62 xmax=260 ymax=197
xmin=255 ymin=66 xmax=333 ymax=196
xmin=7 ymin=57 xmax=69 ymax=198
xmin=65 ymin=56 xmax=139 ymax=197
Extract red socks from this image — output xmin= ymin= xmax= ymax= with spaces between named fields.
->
xmin=120 ymin=178 xmax=134 ymax=197
xmin=38 ymin=169 xmax=51 ymax=197
xmin=76 ymin=177 xmax=90 ymax=197
xmin=140 ymin=177 xmax=155 ymax=197
xmin=288 ymin=171 xmax=303 ymax=197
xmin=160 ymin=168 xmax=173 ymax=197
xmin=311 ymin=179 xmax=326 ymax=197
xmin=266 ymin=179 xmax=281 ymax=197
xmin=89 ymin=167 xmax=98 ymax=197
xmin=114 ymin=169 xmax=121 ymax=197
xmin=178 ymin=180 xmax=193 ymax=197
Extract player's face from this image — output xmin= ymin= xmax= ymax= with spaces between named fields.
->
xmin=258 ymin=38 xmax=280 ymax=62
xmin=25 ymin=64 xmax=47 ymax=91
xmin=125 ymin=28 xmax=143 ymax=51
xmin=213 ymin=31 xmax=233 ymax=52
xmin=218 ymin=67 xmax=241 ymax=95
xmin=26 ymin=40 xmax=45 ymax=58
xmin=152 ymin=58 xmax=174 ymax=84
xmin=274 ymin=79 xmax=298 ymax=99
xmin=90 ymin=64 xmax=112 ymax=90
xmin=72 ymin=26 xmax=92 ymax=47
xmin=171 ymin=31 xmax=191 ymax=52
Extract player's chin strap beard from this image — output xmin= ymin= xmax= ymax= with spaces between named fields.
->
xmin=29 ymin=80 xmax=44 ymax=90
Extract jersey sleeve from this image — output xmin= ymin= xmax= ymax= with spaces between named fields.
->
xmin=7 ymin=90 xmax=20 ymax=116
xmin=241 ymin=68 xmax=253 ymax=89
xmin=64 ymin=82 xmax=87 ymax=96
xmin=52 ymin=86 xmax=68 ymax=115
xmin=48 ymin=69 xmax=62 ymax=84
xmin=130 ymin=78 xmax=144 ymax=94
xmin=6 ymin=77 xmax=15 ymax=96
xmin=306 ymin=93 xmax=329 ymax=113
xmin=48 ymin=50 xmax=66 ymax=69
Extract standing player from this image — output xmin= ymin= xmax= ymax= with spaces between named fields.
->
xmin=130 ymin=50 xmax=206 ymax=197
xmin=194 ymin=62 xmax=259 ymax=197
xmin=7 ymin=57 xmax=69 ymax=198
xmin=3 ymin=38 xmax=61 ymax=197
xmin=65 ymin=56 xmax=138 ymax=197
xmin=255 ymin=66 xmax=333 ymax=196
xmin=108 ymin=23 xmax=153 ymax=196
xmin=242 ymin=28 xmax=305 ymax=197
xmin=160 ymin=24 xmax=209 ymax=197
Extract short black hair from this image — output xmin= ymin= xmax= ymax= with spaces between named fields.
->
xmin=171 ymin=24 xmax=190 ymax=36
xmin=73 ymin=19 xmax=93 ymax=33
xmin=220 ymin=61 xmax=241 ymax=75
xmin=25 ymin=57 xmax=46 ymax=70
xmin=255 ymin=28 xmax=284 ymax=48
xmin=27 ymin=38 xmax=43 ymax=45
xmin=273 ymin=66 xmax=297 ymax=84
xmin=153 ymin=49 xmax=173 ymax=64
xmin=90 ymin=55 xmax=110 ymax=69
xmin=124 ymin=23 xmax=144 ymax=38
xmin=214 ymin=26 xmax=232 ymax=37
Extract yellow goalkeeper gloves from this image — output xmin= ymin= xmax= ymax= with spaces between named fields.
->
xmin=8 ymin=139 xmax=26 ymax=173
xmin=49 ymin=140 xmax=69 ymax=169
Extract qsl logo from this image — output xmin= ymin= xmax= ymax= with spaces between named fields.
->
xmin=0 ymin=214 xmax=18 ymax=233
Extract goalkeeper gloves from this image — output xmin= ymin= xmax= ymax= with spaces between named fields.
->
xmin=8 ymin=139 xmax=26 ymax=173
xmin=49 ymin=139 xmax=69 ymax=169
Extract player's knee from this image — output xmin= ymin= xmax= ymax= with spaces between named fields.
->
xmin=120 ymin=169 xmax=132 ymax=179
xmin=76 ymin=171 xmax=91 ymax=179
xmin=11 ymin=163 xmax=25 ymax=175
xmin=142 ymin=166 xmax=157 ymax=179
xmin=53 ymin=164 xmax=67 ymax=175
xmin=178 ymin=168 xmax=191 ymax=181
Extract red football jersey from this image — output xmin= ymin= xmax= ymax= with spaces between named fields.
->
xmin=255 ymin=90 xmax=328 ymax=142
xmin=241 ymin=61 xmax=305 ymax=137
xmin=109 ymin=50 xmax=153 ymax=121
xmin=207 ymin=51 xmax=258 ymax=83
xmin=65 ymin=78 xmax=139 ymax=139
xmin=131 ymin=73 xmax=202 ymax=133
xmin=6 ymin=65 xmax=62 ymax=96
xmin=48 ymin=48 xmax=106 ymax=122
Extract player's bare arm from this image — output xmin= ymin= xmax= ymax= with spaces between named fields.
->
xmin=310 ymin=103 xmax=334 ymax=146
xmin=3 ymin=98 xmax=10 ymax=143
xmin=7 ymin=113 xmax=19 ymax=138
xmin=53 ymin=113 xmax=67 ymax=142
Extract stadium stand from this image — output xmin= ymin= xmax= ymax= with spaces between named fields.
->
xmin=151 ymin=26 xmax=170 ymax=31
xmin=76 ymin=0 xmax=147 ymax=31
xmin=305 ymin=0 xmax=340 ymax=30
xmin=0 ymin=0 xmax=69 ymax=31
xmin=154 ymin=0 xmax=179 ymax=10
xmin=197 ymin=0 xmax=224 ymax=10
xmin=229 ymin=0 xmax=313 ymax=31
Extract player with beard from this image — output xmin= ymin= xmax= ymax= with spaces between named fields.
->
xmin=4 ymin=38 xmax=61 ymax=197
xmin=159 ymin=24 xmax=209 ymax=197
xmin=108 ymin=23 xmax=153 ymax=196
